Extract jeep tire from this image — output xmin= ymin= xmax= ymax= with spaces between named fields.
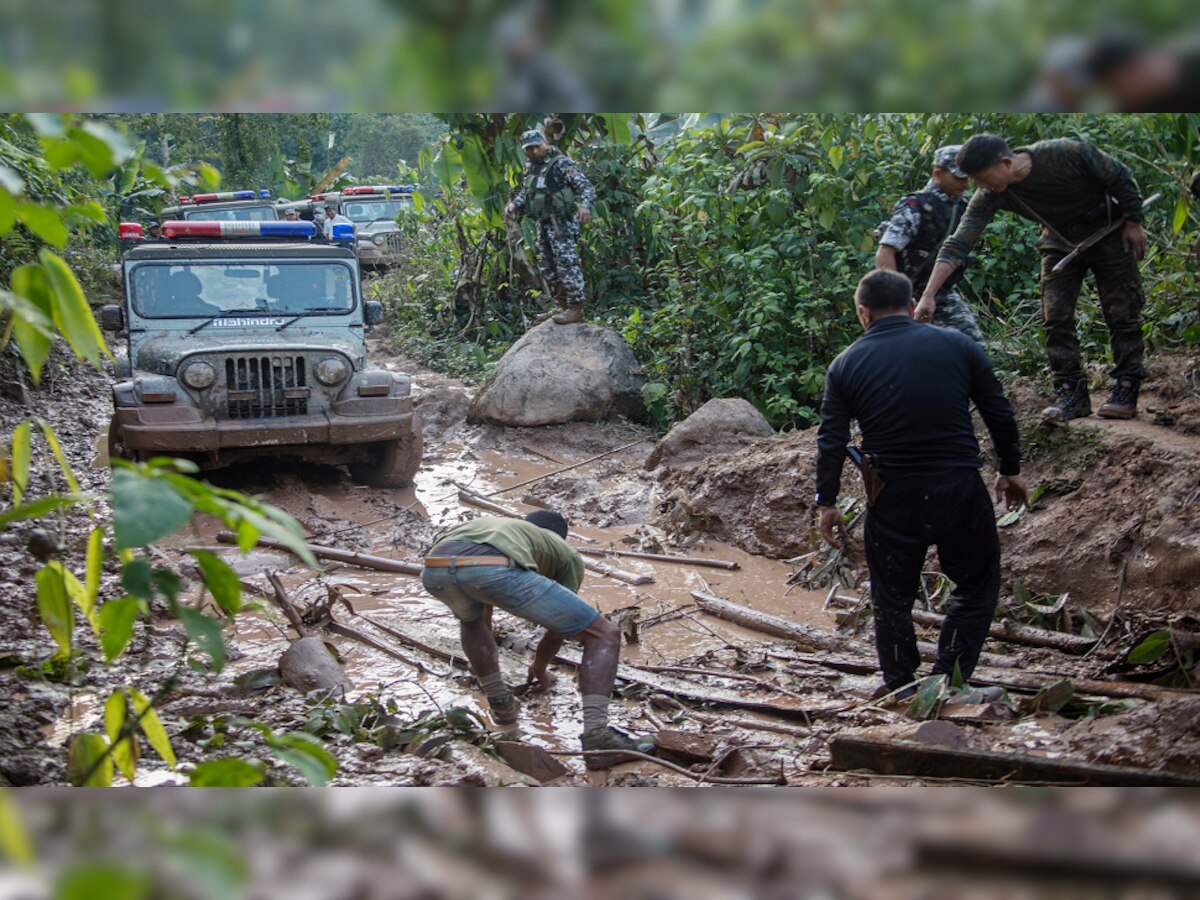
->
xmin=347 ymin=425 xmax=423 ymax=488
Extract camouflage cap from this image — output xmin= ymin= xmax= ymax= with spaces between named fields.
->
xmin=520 ymin=129 xmax=547 ymax=148
xmin=934 ymin=145 xmax=967 ymax=179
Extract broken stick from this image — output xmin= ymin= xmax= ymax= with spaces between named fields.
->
xmin=577 ymin=546 xmax=740 ymax=571
xmin=215 ymin=531 xmax=422 ymax=576
xmin=485 ymin=436 xmax=652 ymax=497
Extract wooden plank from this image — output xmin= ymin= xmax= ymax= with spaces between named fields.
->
xmin=828 ymin=734 xmax=1200 ymax=786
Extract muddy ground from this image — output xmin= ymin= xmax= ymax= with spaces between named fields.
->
xmin=2 ymin=331 xmax=1199 ymax=787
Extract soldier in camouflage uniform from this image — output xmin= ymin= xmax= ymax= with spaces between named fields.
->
xmin=918 ymin=134 xmax=1148 ymax=423
xmin=876 ymin=144 xmax=984 ymax=346
xmin=505 ymin=129 xmax=597 ymax=325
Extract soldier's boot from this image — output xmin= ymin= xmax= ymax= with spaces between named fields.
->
xmin=486 ymin=691 xmax=520 ymax=729
xmin=1097 ymin=377 xmax=1140 ymax=420
xmin=1041 ymin=379 xmax=1092 ymax=425
xmin=552 ymin=304 xmax=585 ymax=325
xmin=537 ymin=283 xmax=570 ymax=322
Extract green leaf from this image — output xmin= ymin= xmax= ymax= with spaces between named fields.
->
xmin=120 ymin=557 xmax=154 ymax=601
xmin=99 ymin=596 xmax=139 ymax=662
xmin=188 ymin=759 xmax=264 ymax=787
xmin=104 ymin=689 xmax=138 ymax=783
xmin=37 ymin=420 xmax=81 ymax=495
xmin=110 ymin=469 xmax=194 ymax=550
xmin=190 ymin=551 xmax=242 ymax=615
xmin=0 ymin=187 xmax=16 ymax=234
xmin=1127 ymin=630 xmax=1171 ymax=665
xmin=1172 ymin=194 xmax=1189 ymax=234
xmin=828 ymin=145 xmax=844 ymax=168
xmin=36 ymin=564 xmax=74 ymax=657
xmin=268 ymin=732 xmax=337 ymax=786
xmin=1013 ymin=579 xmax=1033 ymax=606
xmin=176 ymin=606 xmax=227 ymax=674
xmin=39 ymin=249 xmax=112 ymax=366
xmin=906 ymin=674 xmax=945 ymax=720
xmin=129 ymin=687 xmax=176 ymax=769
xmin=159 ymin=829 xmax=248 ymax=900
xmin=17 ymin=204 xmax=68 ymax=248
xmin=0 ymin=790 xmax=34 ymax=867
xmin=67 ymin=732 xmax=112 ymax=787
xmin=1028 ymin=484 xmax=1048 ymax=506
xmin=996 ymin=505 xmax=1025 ymax=527
xmin=10 ymin=420 xmax=30 ymax=506
xmin=54 ymin=864 xmax=150 ymax=900
xmin=6 ymin=268 xmax=55 ymax=384
xmin=48 ymin=561 xmax=91 ymax=633
xmin=599 ymin=113 xmax=632 ymax=145
xmin=0 ymin=494 xmax=84 ymax=530
xmin=84 ymin=527 xmax=103 ymax=628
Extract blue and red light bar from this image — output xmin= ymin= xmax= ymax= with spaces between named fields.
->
xmin=182 ymin=189 xmax=272 ymax=205
xmin=160 ymin=220 xmax=316 ymax=239
xmin=340 ymin=184 xmax=414 ymax=195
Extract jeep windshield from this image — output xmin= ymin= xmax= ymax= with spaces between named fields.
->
xmin=129 ymin=261 xmax=356 ymax=319
xmin=339 ymin=199 xmax=412 ymax=224
xmin=182 ymin=205 xmax=278 ymax=221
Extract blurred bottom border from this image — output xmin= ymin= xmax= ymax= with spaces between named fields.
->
xmin=2 ymin=786 xmax=1200 ymax=899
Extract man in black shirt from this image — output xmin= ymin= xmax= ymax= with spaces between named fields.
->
xmin=816 ymin=269 xmax=1029 ymax=698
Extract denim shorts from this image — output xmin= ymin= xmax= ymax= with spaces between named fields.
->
xmin=420 ymin=563 xmax=600 ymax=637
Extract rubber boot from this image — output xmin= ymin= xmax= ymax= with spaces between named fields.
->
xmin=1097 ymin=377 xmax=1140 ymax=419
xmin=1041 ymin=379 xmax=1092 ymax=425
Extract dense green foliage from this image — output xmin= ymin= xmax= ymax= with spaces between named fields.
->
xmin=377 ymin=113 xmax=1200 ymax=428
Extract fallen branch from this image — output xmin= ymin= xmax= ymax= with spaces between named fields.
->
xmin=577 ymin=546 xmax=740 ymax=571
xmin=267 ymin=573 xmax=308 ymax=637
xmin=650 ymin=695 xmax=811 ymax=738
xmin=540 ymin=747 xmax=786 ymax=785
xmin=522 ymin=444 xmax=570 ymax=465
xmin=692 ymin=590 xmax=1017 ymax=669
xmin=485 ymin=436 xmax=652 ymax=497
xmin=827 ymin=734 xmax=1200 ymax=787
xmin=455 ymin=483 xmax=597 ymax=544
xmin=215 ymin=531 xmax=422 ymax=576
xmin=323 ymin=608 xmax=443 ymax=675
xmin=909 ymin=608 xmax=1097 ymax=654
xmin=581 ymin=557 xmax=654 ymax=586
xmin=631 ymin=663 xmax=811 ymax=701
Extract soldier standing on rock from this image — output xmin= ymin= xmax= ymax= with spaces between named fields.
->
xmin=505 ymin=129 xmax=596 ymax=326
xmin=917 ymin=133 xmax=1149 ymax=423
xmin=876 ymin=145 xmax=985 ymax=346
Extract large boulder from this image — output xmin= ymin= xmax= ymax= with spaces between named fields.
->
xmin=645 ymin=397 xmax=774 ymax=471
xmin=468 ymin=321 xmax=646 ymax=426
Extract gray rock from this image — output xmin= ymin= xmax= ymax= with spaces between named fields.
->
xmin=468 ymin=322 xmax=646 ymax=426
xmin=645 ymin=397 xmax=774 ymax=471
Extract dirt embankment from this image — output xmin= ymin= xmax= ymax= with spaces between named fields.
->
xmin=649 ymin=356 xmax=1200 ymax=618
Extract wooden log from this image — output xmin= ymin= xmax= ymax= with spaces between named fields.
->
xmin=692 ymin=590 xmax=1017 ymax=669
xmin=581 ymin=557 xmax=654 ymax=586
xmin=454 ymin=483 xmax=596 ymax=544
xmin=909 ymin=608 xmax=1096 ymax=654
xmin=347 ymin=608 xmax=470 ymax=671
xmin=278 ymin=636 xmax=352 ymax=696
xmin=827 ymin=734 xmax=1200 ymax=787
xmin=215 ymin=531 xmax=422 ymax=576
xmin=552 ymin=645 xmax=846 ymax=720
xmin=324 ymin=615 xmax=436 ymax=673
xmin=577 ymin=546 xmax=741 ymax=571
xmin=267 ymin=573 xmax=308 ymax=636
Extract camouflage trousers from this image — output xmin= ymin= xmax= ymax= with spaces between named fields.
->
xmin=1040 ymin=228 xmax=1147 ymax=387
xmin=535 ymin=216 xmax=585 ymax=305
xmin=932 ymin=288 xmax=984 ymax=346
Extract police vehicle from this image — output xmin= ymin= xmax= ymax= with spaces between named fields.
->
xmin=311 ymin=185 xmax=415 ymax=270
xmin=159 ymin=189 xmax=287 ymax=222
xmin=103 ymin=219 xmax=423 ymax=487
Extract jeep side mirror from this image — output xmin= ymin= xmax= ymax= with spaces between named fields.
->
xmin=100 ymin=305 xmax=125 ymax=332
xmin=364 ymin=300 xmax=384 ymax=326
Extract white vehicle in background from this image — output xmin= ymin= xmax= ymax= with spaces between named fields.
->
xmin=312 ymin=185 xmax=415 ymax=271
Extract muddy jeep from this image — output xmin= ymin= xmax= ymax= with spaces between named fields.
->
xmin=103 ymin=221 xmax=422 ymax=487
xmin=312 ymin=186 xmax=414 ymax=270
xmin=159 ymin=190 xmax=286 ymax=223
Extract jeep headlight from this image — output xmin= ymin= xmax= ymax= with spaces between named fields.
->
xmin=181 ymin=360 xmax=216 ymax=390
xmin=372 ymin=234 xmax=387 ymax=246
xmin=315 ymin=357 xmax=349 ymax=386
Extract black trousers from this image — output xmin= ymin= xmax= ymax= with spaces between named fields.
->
xmin=864 ymin=468 xmax=1001 ymax=690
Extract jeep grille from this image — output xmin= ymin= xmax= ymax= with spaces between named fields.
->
xmin=382 ymin=233 xmax=402 ymax=254
xmin=224 ymin=354 xmax=308 ymax=418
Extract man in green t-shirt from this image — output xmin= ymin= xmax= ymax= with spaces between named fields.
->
xmin=421 ymin=510 xmax=655 ymax=769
